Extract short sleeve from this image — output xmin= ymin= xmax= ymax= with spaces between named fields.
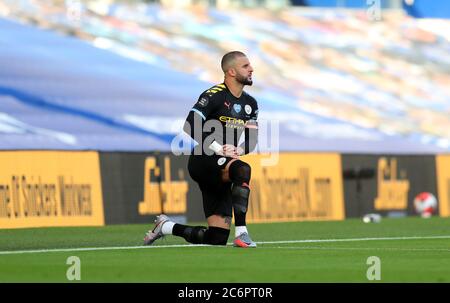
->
xmin=190 ymin=93 xmax=217 ymax=120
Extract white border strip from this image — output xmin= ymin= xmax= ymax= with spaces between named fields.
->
xmin=1 ymin=235 xmax=449 ymax=255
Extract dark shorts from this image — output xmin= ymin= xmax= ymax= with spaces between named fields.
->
xmin=188 ymin=154 xmax=235 ymax=218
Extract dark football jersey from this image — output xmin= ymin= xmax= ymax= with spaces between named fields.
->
xmin=185 ymin=83 xmax=259 ymax=155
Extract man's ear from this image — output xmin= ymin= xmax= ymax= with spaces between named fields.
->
xmin=228 ymin=68 xmax=236 ymax=77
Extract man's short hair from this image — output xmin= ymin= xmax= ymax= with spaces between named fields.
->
xmin=221 ymin=51 xmax=246 ymax=73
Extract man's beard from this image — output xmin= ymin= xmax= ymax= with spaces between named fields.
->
xmin=236 ymin=74 xmax=253 ymax=86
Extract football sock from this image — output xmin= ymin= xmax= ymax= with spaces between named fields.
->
xmin=235 ymin=226 xmax=248 ymax=237
xmin=228 ymin=160 xmax=251 ymax=228
xmin=173 ymin=224 xmax=229 ymax=245
xmin=173 ymin=224 xmax=206 ymax=244
xmin=231 ymin=184 xmax=249 ymax=227
xmin=161 ymin=221 xmax=175 ymax=235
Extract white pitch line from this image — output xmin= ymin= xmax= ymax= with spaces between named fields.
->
xmin=0 ymin=244 xmax=210 ymax=255
xmin=0 ymin=235 xmax=449 ymax=255
xmin=262 ymin=246 xmax=450 ymax=252
xmin=256 ymin=235 xmax=450 ymax=245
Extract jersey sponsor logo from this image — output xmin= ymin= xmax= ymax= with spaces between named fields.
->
xmin=197 ymin=97 xmax=209 ymax=107
xmin=217 ymin=157 xmax=227 ymax=166
xmin=219 ymin=116 xmax=246 ymax=129
xmin=233 ymin=104 xmax=242 ymax=113
xmin=245 ymin=104 xmax=252 ymax=114
xmin=224 ymin=101 xmax=231 ymax=109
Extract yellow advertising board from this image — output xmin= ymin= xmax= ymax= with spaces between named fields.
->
xmin=0 ymin=151 xmax=104 ymax=229
xmin=436 ymin=155 xmax=450 ymax=217
xmin=243 ymin=153 xmax=345 ymax=223
xmin=374 ymin=157 xmax=410 ymax=210
xmin=138 ymin=156 xmax=188 ymax=215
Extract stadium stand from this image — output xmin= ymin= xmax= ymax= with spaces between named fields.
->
xmin=0 ymin=0 xmax=449 ymax=153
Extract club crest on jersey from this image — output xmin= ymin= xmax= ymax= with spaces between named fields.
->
xmin=217 ymin=157 xmax=227 ymax=166
xmin=245 ymin=104 xmax=252 ymax=114
xmin=233 ymin=104 xmax=242 ymax=113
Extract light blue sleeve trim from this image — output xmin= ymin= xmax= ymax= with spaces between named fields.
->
xmin=190 ymin=108 xmax=206 ymax=120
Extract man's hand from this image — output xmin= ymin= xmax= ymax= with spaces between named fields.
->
xmin=221 ymin=144 xmax=240 ymax=159
xmin=235 ymin=146 xmax=244 ymax=156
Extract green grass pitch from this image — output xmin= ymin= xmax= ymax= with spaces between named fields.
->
xmin=0 ymin=217 xmax=449 ymax=282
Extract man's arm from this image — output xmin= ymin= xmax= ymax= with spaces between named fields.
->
xmin=183 ymin=93 xmax=213 ymax=142
xmin=184 ymin=93 xmax=228 ymax=155
xmin=238 ymin=102 xmax=259 ymax=155
xmin=238 ymin=120 xmax=258 ymax=155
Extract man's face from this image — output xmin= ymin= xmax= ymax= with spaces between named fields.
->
xmin=233 ymin=56 xmax=253 ymax=86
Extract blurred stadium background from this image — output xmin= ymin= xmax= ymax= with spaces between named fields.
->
xmin=1 ymin=0 xmax=450 ymax=283
xmin=0 ymin=0 xmax=449 ymax=234
xmin=1 ymin=0 xmax=450 ymax=153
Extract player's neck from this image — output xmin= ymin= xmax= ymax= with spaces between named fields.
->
xmin=224 ymin=79 xmax=244 ymax=98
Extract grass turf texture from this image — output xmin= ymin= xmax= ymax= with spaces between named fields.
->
xmin=0 ymin=217 xmax=449 ymax=282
